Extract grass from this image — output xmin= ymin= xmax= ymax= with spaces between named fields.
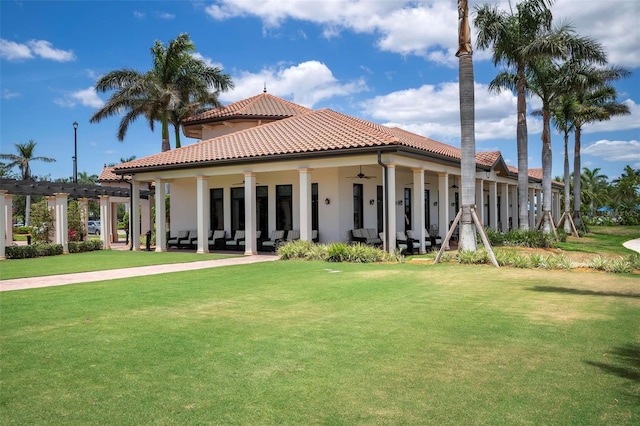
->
xmin=1 ymin=261 xmax=639 ymax=424
xmin=558 ymin=225 xmax=640 ymax=257
xmin=0 ymin=250 xmax=237 ymax=280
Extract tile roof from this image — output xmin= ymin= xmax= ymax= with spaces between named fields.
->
xmin=183 ymin=92 xmax=312 ymax=123
xmin=98 ymin=166 xmax=130 ymax=182
xmin=475 ymin=151 xmax=501 ymax=167
xmin=115 ymin=108 xmax=472 ymax=172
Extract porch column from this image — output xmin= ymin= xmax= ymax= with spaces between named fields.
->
xmin=437 ymin=172 xmax=449 ymax=248
xmin=131 ymin=181 xmax=140 ymax=251
xmin=47 ymin=196 xmax=56 ymax=243
xmin=537 ymin=189 xmax=543 ymax=226
xmin=387 ymin=164 xmax=397 ymax=252
xmin=528 ymin=188 xmax=535 ymax=229
xmin=475 ymin=179 xmax=484 ymax=226
xmin=99 ymin=195 xmax=111 ymax=249
xmin=412 ymin=169 xmax=426 ymax=253
xmin=0 ymin=190 xmax=7 ymax=260
xmin=244 ymin=173 xmax=257 ymax=255
xmin=500 ymin=183 xmax=509 ymax=232
xmin=110 ymin=201 xmax=119 ymax=243
xmin=54 ymin=193 xmax=69 ymax=253
xmin=79 ymin=198 xmax=89 ymax=241
xmin=155 ymin=179 xmax=167 ymax=252
xmin=489 ymin=181 xmax=498 ymax=230
xmin=196 ymin=176 xmax=210 ymax=254
xmin=299 ymin=168 xmax=312 ymax=242
xmin=4 ymin=193 xmax=13 ymax=247
xmin=510 ymin=184 xmax=518 ymax=230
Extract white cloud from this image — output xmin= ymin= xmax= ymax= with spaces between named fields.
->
xmin=191 ymin=52 xmax=224 ymax=70
xmin=154 ymin=11 xmax=175 ymax=20
xmin=359 ymin=81 xmax=542 ymax=143
xmin=55 ymin=87 xmax=104 ymax=108
xmin=583 ymin=98 xmax=640 ymax=133
xmin=220 ymin=60 xmax=368 ymax=108
xmin=27 ymin=40 xmax=75 ymax=62
xmin=2 ymin=89 xmax=20 ymax=99
xmin=582 ymin=140 xmax=640 ymax=163
xmin=1 ymin=38 xmax=75 ymax=62
xmin=133 ymin=11 xmax=145 ymax=19
xmin=0 ymin=38 xmax=34 ymax=60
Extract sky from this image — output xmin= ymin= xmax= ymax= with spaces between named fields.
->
xmin=1 ymin=0 xmax=639 ymax=183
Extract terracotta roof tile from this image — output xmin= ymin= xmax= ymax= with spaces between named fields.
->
xmin=475 ymin=151 xmax=501 ymax=167
xmin=98 ymin=166 xmax=130 ymax=182
xmin=183 ymin=92 xmax=312 ymax=123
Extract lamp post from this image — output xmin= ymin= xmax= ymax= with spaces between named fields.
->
xmin=73 ymin=121 xmax=78 ymax=183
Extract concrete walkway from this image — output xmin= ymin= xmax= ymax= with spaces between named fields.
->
xmin=0 ymin=254 xmax=278 ymax=292
xmin=622 ymin=238 xmax=640 ymax=255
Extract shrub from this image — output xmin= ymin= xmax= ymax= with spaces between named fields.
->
xmin=604 ymin=258 xmax=633 ymax=274
xmin=326 ymin=243 xmax=350 ymax=262
xmin=626 ymin=253 xmax=640 ymax=271
xmin=277 ymin=241 xmax=401 ymax=263
xmin=457 ymin=249 xmax=489 ymax=264
xmin=543 ymin=254 xmax=573 ymax=270
xmin=587 ymin=256 xmax=609 ymax=271
xmin=484 ymin=228 xmax=505 ymax=246
xmin=13 ymin=226 xmax=31 ymax=235
xmin=6 ymin=245 xmax=37 ymax=259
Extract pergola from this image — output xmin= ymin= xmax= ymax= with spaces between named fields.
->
xmin=0 ymin=178 xmax=152 ymax=259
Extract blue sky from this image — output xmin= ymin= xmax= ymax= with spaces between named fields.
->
xmin=1 ymin=0 xmax=638 ymax=182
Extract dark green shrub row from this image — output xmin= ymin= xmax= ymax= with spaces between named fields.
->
xmin=12 ymin=226 xmax=32 ymax=235
xmin=483 ymin=228 xmax=558 ymax=248
xmin=6 ymin=243 xmax=64 ymax=259
xmin=278 ymin=240 xmax=402 ymax=263
xmin=68 ymin=240 xmax=103 ymax=253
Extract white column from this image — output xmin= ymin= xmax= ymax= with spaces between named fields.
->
xmin=553 ymin=190 xmax=561 ymax=223
xmin=155 ymin=179 xmax=167 ymax=252
xmin=387 ymin=164 xmax=397 ymax=252
xmin=413 ymin=169 xmax=425 ymax=253
xmin=196 ymin=176 xmax=210 ymax=254
xmin=537 ymin=189 xmax=543 ymax=226
xmin=131 ymin=181 xmax=140 ymax=251
xmin=99 ymin=195 xmax=111 ymax=249
xmin=4 ymin=193 xmax=13 ymax=247
xmin=438 ymin=173 xmax=449 ymax=246
xmin=489 ymin=181 xmax=498 ymax=230
xmin=528 ymin=188 xmax=535 ymax=228
xmin=54 ymin=193 xmax=69 ymax=253
xmin=244 ymin=173 xmax=257 ymax=255
xmin=510 ymin=184 xmax=518 ymax=230
xmin=475 ymin=179 xmax=484 ymax=226
xmin=110 ymin=201 xmax=119 ymax=243
xmin=299 ymin=168 xmax=312 ymax=242
xmin=79 ymin=198 xmax=89 ymax=241
xmin=500 ymin=183 xmax=509 ymax=232
xmin=0 ymin=190 xmax=7 ymax=260
xmin=47 ymin=196 xmax=56 ymax=243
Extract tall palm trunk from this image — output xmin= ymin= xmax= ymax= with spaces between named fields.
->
xmin=541 ymin=108 xmax=553 ymax=233
xmin=516 ymin=66 xmax=529 ymax=230
xmin=573 ymin=124 xmax=582 ymax=226
xmin=563 ymin=129 xmax=572 ymax=233
xmin=161 ymin=110 xmax=171 ymax=152
xmin=457 ymin=0 xmax=477 ymax=251
xmin=173 ymin=123 xmax=182 ymax=149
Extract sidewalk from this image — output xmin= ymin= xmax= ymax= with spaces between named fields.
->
xmin=0 ymin=254 xmax=278 ymax=292
xmin=622 ymin=238 xmax=640 ymax=254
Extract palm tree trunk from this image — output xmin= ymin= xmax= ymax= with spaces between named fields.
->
xmin=161 ymin=111 xmax=171 ymax=152
xmin=563 ymin=130 xmax=571 ymax=233
xmin=516 ymin=66 xmax=529 ymax=230
xmin=573 ymin=124 xmax=582 ymax=227
xmin=541 ymin=108 xmax=552 ymax=234
xmin=174 ymin=123 xmax=182 ymax=149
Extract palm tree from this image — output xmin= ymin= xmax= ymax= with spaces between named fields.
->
xmin=77 ymin=171 xmax=98 ymax=185
xmin=527 ymin=32 xmax=606 ymax=234
xmin=571 ymin=75 xmax=630 ymax=226
xmin=580 ymin=167 xmax=609 ymax=218
xmin=456 ymin=0 xmax=477 ymax=252
xmin=549 ymin=94 xmax=575 ymax=233
xmin=91 ymin=33 xmax=233 ymax=152
xmin=475 ymin=0 xmax=555 ymax=230
xmin=611 ymin=165 xmax=640 ymax=205
xmin=0 ymin=140 xmax=56 ymax=226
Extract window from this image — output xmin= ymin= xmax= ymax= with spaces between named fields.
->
xmin=276 ymin=185 xmax=292 ymax=230
xmin=404 ymin=187 xmax=412 ymax=231
xmin=231 ymin=187 xmax=245 ymax=231
xmin=209 ymin=188 xmax=223 ymax=230
xmin=312 ymin=183 xmax=318 ymax=231
xmin=257 ymin=186 xmax=268 ymax=234
xmin=377 ymin=185 xmax=383 ymax=233
xmin=353 ymin=183 xmax=363 ymax=229
xmin=424 ymin=189 xmax=431 ymax=228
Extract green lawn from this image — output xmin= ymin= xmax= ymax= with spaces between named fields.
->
xmin=0 ymin=250 xmax=238 ymax=280
xmin=1 ymin=261 xmax=638 ymax=424
xmin=558 ymin=225 xmax=640 ymax=256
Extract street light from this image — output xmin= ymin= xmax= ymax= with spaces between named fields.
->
xmin=73 ymin=121 xmax=78 ymax=183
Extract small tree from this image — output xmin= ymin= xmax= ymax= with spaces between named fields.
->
xmin=67 ymin=200 xmax=84 ymax=242
xmin=29 ymin=199 xmax=54 ymax=243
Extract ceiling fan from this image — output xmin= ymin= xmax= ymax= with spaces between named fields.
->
xmin=347 ymin=166 xmax=377 ymax=180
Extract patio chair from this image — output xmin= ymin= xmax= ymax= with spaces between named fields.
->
xmin=312 ymin=229 xmax=319 ymax=243
xmin=168 ymin=230 xmax=190 ymax=249
xmin=406 ymin=229 xmax=432 ymax=251
xmin=396 ymin=231 xmax=420 ymax=255
xmin=189 ymin=229 xmax=210 ymax=249
xmin=261 ymin=230 xmax=286 ymax=251
xmin=208 ymin=230 xmax=226 ymax=250
xmin=225 ymin=230 xmax=245 ymax=251
xmin=239 ymin=230 xmax=261 ymax=250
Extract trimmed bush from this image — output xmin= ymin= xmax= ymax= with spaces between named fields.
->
xmin=277 ymin=240 xmax=401 ymax=263
xmin=5 ymin=243 xmax=63 ymax=259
